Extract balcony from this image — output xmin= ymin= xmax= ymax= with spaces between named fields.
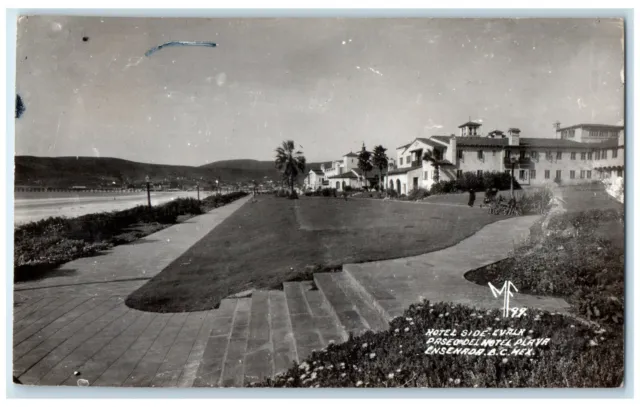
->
xmin=503 ymin=157 xmax=533 ymax=168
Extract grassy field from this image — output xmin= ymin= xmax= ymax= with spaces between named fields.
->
xmin=560 ymin=183 xmax=623 ymax=213
xmin=126 ymin=195 xmax=507 ymax=312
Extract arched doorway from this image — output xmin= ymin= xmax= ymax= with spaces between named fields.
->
xmin=396 ymin=179 xmax=401 ymax=194
xmin=342 ymin=181 xmax=346 ymax=190
xmin=389 ymin=180 xmax=393 ymax=190
xmin=335 ymin=181 xmax=340 ymax=189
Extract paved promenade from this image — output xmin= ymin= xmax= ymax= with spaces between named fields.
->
xmin=13 ymin=198 xmax=571 ymax=387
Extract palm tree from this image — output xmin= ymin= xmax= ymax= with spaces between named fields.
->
xmin=275 ymin=140 xmax=306 ymax=196
xmin=371 ymin=145 xmax=388 ymax=191
xmin=357 ymin=143 xmax=373 ymax=190
xmin=423 ymin=149 xmax=442 ymax=183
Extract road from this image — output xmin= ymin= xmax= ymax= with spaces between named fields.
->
xmin=14 ymin=191 xmax=215 ymax=225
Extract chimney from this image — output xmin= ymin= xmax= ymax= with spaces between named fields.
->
xmin=449 ymin=137 xmax=457 ymax=163
xmin=508 ymin=128 xmax=521 ymax=146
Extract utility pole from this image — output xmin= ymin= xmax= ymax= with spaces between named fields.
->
xmin=145 ymin=176 xmax=151 ymax=208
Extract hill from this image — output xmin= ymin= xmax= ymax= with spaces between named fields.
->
xmin=14 ymin=156 xmax=286 ymax=189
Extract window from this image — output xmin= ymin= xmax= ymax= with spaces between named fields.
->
xmin=530 ymin=170 xmax=536 ymax=179
xmin=595 ymin=151 xmax=600 ymax=160
xmin=545 ymin=170 xmax=550 ymax=179
xmin=612 ymin=149 xmax=618 ymax=158
xmin=424 ymin=171 xmax=428 ymax=180
xmin=580 ymin=170 xmax=585 ymax=179
xmin=477 ymin=170 xmax=483 ymax=177
xmin=519 ymin=150 xmax=526 ymax=159
xmin=546 ymin=151 xmax=553 ymax=160
xmin=457 ymin=150 xmax=463 ymax=159
xmin=556 ymin=170 xmax=562 ymax=180
xmin=570 ymin=152 xmax=576 ymax=160
xmin=570 ymin=170 xmax=576 ymax=179
xmin=406 ymin=156 xmax=411 ymax=165
xmin=588 ymin=152 xmax=593 ymax=160
xmin=617 ymin=169 xmax=623 ymax=177
xmin=556 ymin=151 xmax=562 ymax=160
xmin=531 ymin=151 xmax=538 ymax=160
xmin=399 ymin=157 xmax=403 ymax=165
xmin=602 ymin=150 xmax=608 ymax=159
xmin=519 ymin=170 xmax=526 ymax=180
xmin=456 ymin=170 xmax=463 ymax=178
xmin=478 ymin=150 xmax=484 ymax=159
xmin=505 ymin=150 xmax=511 ymax=159
xmin=581 ymin=152 xmax=586 ymax=160
xmin=492 ymin=150 xmax=497 ymax=156
xmin=587 ymin=170 xmax=592 ymax=179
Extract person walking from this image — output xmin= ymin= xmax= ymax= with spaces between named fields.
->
xmin=468 ymin=188 xmax=476 ymax=207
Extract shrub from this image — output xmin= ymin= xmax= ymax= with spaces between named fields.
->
xmin=14 ymin=192 xmax=247 ymax=278
xmin=251 ymin=301 xmax=623 ymax=388
xmin=385 ymin=190 xmax=398 ymax=199
xmin=519 ymin=188 xmax=554 ymax=215
xmin=546 ymin=208 xmax=623 ymax=231
xmin=429 ymin=180 xmax=458 ymax=195
xmin=288 ymin=190 xmax=299 ymax=200
xmin=466 ymin=209 xmax=624 ymax=327
xmin=407 ymin=188 xmax=429 ymax=201
xmin=344 ymin=185 xmax=353 ymax=192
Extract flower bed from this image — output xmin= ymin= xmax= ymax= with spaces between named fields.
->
xmin=465 ymin=208 xmax=624 ymax=327
xmin=251 ymin=301 xmax=622 ymax=388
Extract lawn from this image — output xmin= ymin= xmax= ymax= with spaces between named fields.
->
xmin=126 ymin=195 xmax=507 ymax=312
xmin=560 ymin=183 xmax=623 ymax=213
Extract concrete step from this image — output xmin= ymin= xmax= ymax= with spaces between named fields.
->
xmin=313 ymin=273 xmax=370 ymax=338
xmin=269 ymin=291 xmax=296 ymax=378
xmin=220 ymin=297 xmax=251 ymax=387
xmin=343 ymin=264 xmax=407 ymax=322
xmin=330 ymin=272 xmax=390 ymax=332
xmin=193 ymin=298 xmax=238 ymax=387
xmin=243 ymin=291 xmax=273 ymax=385
xmin=301 ymin=283 xmax=348 ymax=345
xmin=282 ymin=282 xmax=324 ymax=362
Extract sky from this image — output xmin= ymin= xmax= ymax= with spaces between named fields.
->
xmin=15 ymin=17 xmax=624 ymax=166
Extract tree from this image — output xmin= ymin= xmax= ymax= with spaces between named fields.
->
xmin=275 ymin=140 xmax=306 ymax=196
xmin=371 ymin=145 xmax=388 ymax=191
xmin=423 ymin=149 xmax=442 ymax=183
xmin=357 ymin=143 xmax=373 ymax=190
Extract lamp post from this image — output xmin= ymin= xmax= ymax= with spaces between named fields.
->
xmin=196 ymin=181 xmax=200 ymax=201
xmin=215 ymin=179 xmax=220 ymax=196
xmin=509 ymin=156 xmax=518 ymax=199
xmin=145 ymin=176 xmax=151 ymax=208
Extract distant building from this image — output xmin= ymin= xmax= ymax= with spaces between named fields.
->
xmin=304 ymin=152 xmax=378 ymax=191
xmin=385 ymin=120 xmax=625 ymax=195
xmin=556 ymin=123 xmax=624 ymax=143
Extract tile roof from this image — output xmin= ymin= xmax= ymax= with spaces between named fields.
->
xmin=517 ymin=138 xmax=593 ymax=149
xmin=343 ymin=152 xmax=359 ymax=157
xmin=328 ymin=170 xmax=358 ymax=179
xmin=556 ymin=123 xmax=624 ymax=132
xmin=415 ymin=138 xmax=446 ymax=148
xmin=458 ymin=121 xmax=482 ymax=128
xmin=387 ymin=163 xmax=422 ymax=175
xmin=456 ymin=137 xmax=509 ymax=147
xmin=431 ymin=135 xmax=452 ymax=145
xmin=591 ymin=138 xmax=623 ymax=148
